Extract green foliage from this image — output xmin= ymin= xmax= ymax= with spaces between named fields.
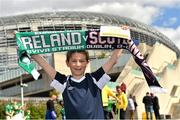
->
xmin=28 ymin=102 xmax=46 ymax=119
xmin=0 ymin=101 xmax=6 ymax=119
xmin=55 ymin=102 xmax=62 ymax=119
xmin=0 ymin=100 xmax=61 ymax=119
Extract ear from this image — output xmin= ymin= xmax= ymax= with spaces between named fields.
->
xmin=87 ymin=60 xmax=89 ymax=64
xmin=66 ymin=60 xmax=70 ymax=67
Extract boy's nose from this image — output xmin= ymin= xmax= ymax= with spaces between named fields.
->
xmin=76 ymin=61 xmax=81 ymax=66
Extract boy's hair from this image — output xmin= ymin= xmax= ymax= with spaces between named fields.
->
xmin=66 ymin=50 xmax=89 ymax=62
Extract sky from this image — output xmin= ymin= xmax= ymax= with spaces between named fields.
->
xmin=0 ymin=0 xmax=180 ymax=49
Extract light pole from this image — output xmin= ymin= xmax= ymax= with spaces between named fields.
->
xmin=20 ymin=75 xmax=28 ymax=118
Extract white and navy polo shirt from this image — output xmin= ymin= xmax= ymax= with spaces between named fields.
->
xmin=50 ymin=67 xmax=111 ymax=119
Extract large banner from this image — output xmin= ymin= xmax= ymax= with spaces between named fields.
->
xmin=16 ymin=26 xmax=166 ymax=93
xmin=16 ymin=30 xmax=131 ymax=54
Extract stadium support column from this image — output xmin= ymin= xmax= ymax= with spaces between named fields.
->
xmin=81 ymin=24 xmax=87 ymax=30
xmin=31 ymin=23 xmax=39 ymax=31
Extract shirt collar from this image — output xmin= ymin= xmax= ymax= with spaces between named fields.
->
xmin=71 ymin=76 xmax=86 ymax=83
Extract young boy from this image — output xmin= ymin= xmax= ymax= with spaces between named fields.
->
xmin=31 ymin=49 xmax=122 ymax=119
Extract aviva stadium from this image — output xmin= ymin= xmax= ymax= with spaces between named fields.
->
xmin=0 ymin=11 xmax=180 ymax=118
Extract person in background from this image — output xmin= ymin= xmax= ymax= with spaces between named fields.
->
xmin=102 ymin=84 xmax=120 ymax=119
xmin=5 ymin=101 xmax=14 ymax=120
xmin=127 ymin=94 xmax=135 ymax=120
xmin=151 ymin=93 xmax=161 ymax=119
xmin=142 ymin=92 xmax=153 ymax=120
xmin=10 ymin=100 xmax=24 ymax=120
xmin=45 ymin=94 xmax=57 ymax=120
xmin=59 ymin=100 xmax=66 ymax=120
xmin=116 ymin=85 xmax=128 ymax=119
xmin=120 ymin=82 xmax=126 ymax=93
xmin=13 ymin=100 xmax=23 ymax=115
xmin=24 ymin=110 xmax=31 ymax=120
xmin=132 ymin=95 xmax=138 ymax=119
xmin=132 ymin=96 xmax=138 ymax=111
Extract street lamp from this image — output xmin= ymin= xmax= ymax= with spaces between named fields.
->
xmin=20 ymin=75 xmax=28 ymax=117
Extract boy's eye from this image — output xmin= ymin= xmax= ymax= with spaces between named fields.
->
xmin=79 ymin=60 xmax=86 ymax=62
xmin=71 ymin=60 xmax=76 ymax=62
xmin=71 ymin=59 xmax=86 ymax=63
xmin=72 ymin=60 xmax=78 ymax=62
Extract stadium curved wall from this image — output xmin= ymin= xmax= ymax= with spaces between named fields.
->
xmin=0 ymin=11 xmax=179 ymax=74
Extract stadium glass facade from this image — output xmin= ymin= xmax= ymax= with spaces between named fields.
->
xmin=0 ymin=11 xmax=180 ymax=118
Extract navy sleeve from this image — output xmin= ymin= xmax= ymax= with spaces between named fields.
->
xmin=54 ymin=72 xmax=67 ymax=84
xmin=91 ymin=67 xmax=105 ymax=82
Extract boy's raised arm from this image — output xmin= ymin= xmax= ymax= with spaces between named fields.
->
xmin=31 ymin=54 xmax=56 ymax=80
xmin=102 ymin=49 xmax=122 ymax=73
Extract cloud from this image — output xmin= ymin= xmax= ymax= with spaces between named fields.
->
xmin=65 ymin=2 xmax=159 ymax=25
xmin=1 ymin=0 xmax=180 ymax=16
xmin=162 ymin=17 xmax=177 ymax=27
xmin=155 ymin=26 xmax=180 ymax=49
xmin=0 ymin=0 xmax=177 ymax=25
xmin=0 ymin=1 xmax=160 ymax=25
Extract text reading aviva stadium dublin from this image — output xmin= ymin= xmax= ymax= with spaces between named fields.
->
xmin=19 ymin=30 xmax=129 ymax=54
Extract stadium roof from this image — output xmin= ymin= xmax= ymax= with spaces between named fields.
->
xmin=0 ymin=11 xmax=179 ymax=56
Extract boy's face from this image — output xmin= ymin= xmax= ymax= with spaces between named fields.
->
xmin=66 ymin=52 xmax=89 ymax=79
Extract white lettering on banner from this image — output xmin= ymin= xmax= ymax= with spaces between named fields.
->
xmin=127 ymin=40 xmax=149 ymax=68
xmin=62 ymin=45 xmax=85 ymax=51
xmin=50 ymin=34 xmax=61 ymax=47
xmin=86 ymin=44 xmax=112 ymax=49
xmin=27 ymin=49 xmax=37 ymax=54
xmin=21 ymin=37 xmax=33 ymax=49
xmin=71 ymin=32 xmax=81 ymax=45
xmin=130 ymin=44 xmax=140 ymax=56
xmin=32 ymin=36 xmax=42 ymax=49
xmin=141 ymin=60 xmax=149 ymax=68
xmin=61 ymin=33 xmax=71 ymax=45
xmin=21 ymin=32 xmax=83 ymax=49
xmin=27 ymin=48 xmax=51 ymax=54
xmin=88 ymin=31 xmax=129 ymax=46
xmin=98 ymin=36 xmax=106 ymax=44
xmin=89 ymin=31 xmax=98 ymax=44
xmin=82 ymin=35 xmax=88 ymax=41
xmin=107 ymin=37 xmax=115 ymax=44
xmin=41 ymin=35 xmax=50 ymax=48
xmin=128 ymin=40 xmax=143 ymax=59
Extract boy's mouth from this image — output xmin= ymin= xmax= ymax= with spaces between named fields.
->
xmin=74 ymin=68 xmax=82 ymax=71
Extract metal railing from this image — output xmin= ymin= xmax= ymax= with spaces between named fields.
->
xmin=0 ymin=78 xmax=49 ymax=96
